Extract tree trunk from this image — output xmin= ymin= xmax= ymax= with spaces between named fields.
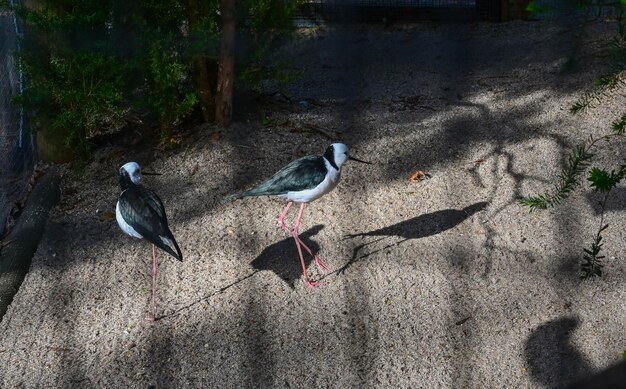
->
xmin=187 ymin=0 xmax=214 ymax=123
xmin=215 ymin=0 xmax=236 ymax=127
xmin=195 ymin=58 xmax=215 ymax=123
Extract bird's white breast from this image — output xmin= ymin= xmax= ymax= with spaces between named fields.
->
xmin=116 ymin=199 xmax=143 ymax=239
xmin=287 ymin=160 xmax=341 ymax=203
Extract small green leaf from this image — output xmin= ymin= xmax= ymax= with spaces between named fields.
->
xmin=525 ymin=1 xmax=554 ymax=14
xmin=526 ymin=1 xmax=539 ymax=12
xmin=611 ymin=114 xmax=626 ymax=134
xmin=588 ymin=168 xmax=615 ymax=192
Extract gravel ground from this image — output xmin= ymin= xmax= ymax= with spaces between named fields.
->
xmin=0 ymin=19 xmax=625 ymax=388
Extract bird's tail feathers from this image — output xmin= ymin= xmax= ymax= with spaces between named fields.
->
xmin=172 ymin=238 xmax=183 ymax=261
xmin=225 ymin=188 xmax=277 ymax=201
xmin=157 ymin=233 xmax=183 ymax=261
xmin=225 ymin=192 xmax=245 ymax=201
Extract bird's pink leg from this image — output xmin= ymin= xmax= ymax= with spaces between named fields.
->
xmin=301 ymin=241 xmax=331 ymax=273
xmin=277 ymin=203 xmax=331 ymax=274
xmin=277 ymin=201 xmax=293 ymax=231
xmin=292 ymin=203 xmax=322 ymax=288
xmin=145 ymin=245 xmax=157 ymax=322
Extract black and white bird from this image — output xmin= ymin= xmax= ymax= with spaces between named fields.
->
xmin=230 ymin=143 xmax=370 ymax=287
xmin=116 ymin=162 xmax=182 ymax=321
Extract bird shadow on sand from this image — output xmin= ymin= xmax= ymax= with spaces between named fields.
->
xmin=336 ymin=202 xmax=487 ymax=274
xmin=251 ymin=225 xmax=324 ymax=289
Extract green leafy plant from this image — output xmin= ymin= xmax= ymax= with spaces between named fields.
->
xmin=581 ymin=163 xmax=626 ymax=278
xmin=22 ymin=51 xmax=125 ymax=160
xmin=525 ymin=1 xmax=555 ymax=15
xmin=147 ymin=41 xmax=199 ymax=138
xmin=519 ymin=142 xmax=595 ymax=210
xmin=570 ymin=72 xmax=626 ymax=114
xmin=15 ymin=0 xmax=301 ymax=161
xmin=520 ymin=130 xmax=625 ymax=278
xmin=237 ymin=0 xmax=303 ymax=94
xmin=521 ymin=1 xmax=626 ymax=278
xmin=16 ymin=0 xmax=127 ymax=162
xmin=582 ymin=222 xmax=607 ymax=278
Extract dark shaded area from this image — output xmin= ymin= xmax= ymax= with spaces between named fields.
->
xmin=524 ymin=317 xmax=594 ymax=388
xmin=300 ymin=0 xmax=501 ymax=22
xmin=251 ymin=225 xmax=324 ymax=288
xmin=0 ymin=170 xmax=60 ymax=321
xmin=310 ymin=5 xmax=483 ymax=23
xmin=444 ymin=246 xmax=477 ymax=387
xmin=242 ymin=283 xmax=276 ymax=388
xmin=346 ymin=202 xmax=486 ymax=242
xmin=343 ymin=272 xmax=379 ymax=386
xmin=146 ymin=326 xmax=178 ymax=387
xmin=586 ymin=188 xmax=626 ymax=215
xmin=159 ymin=270 xmax=260 ymax=321
xmin=0 ymin=3 xmax=37 ymax=239
xmin=566 ymin=360 xmax=626 ymax=389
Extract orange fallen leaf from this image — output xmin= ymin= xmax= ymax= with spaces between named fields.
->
xmin=408 ymin=170 xmax=431 ymax=182
xmin=211 ymin=132 xmax=221 ymax=141
xmin=474 ymin=159 xmax=485 ymax=165
xmin=98 ymin=211 xmax=116 ymax=221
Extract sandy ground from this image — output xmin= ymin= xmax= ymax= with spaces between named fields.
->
xmin=1 ymin=19 xmax=625 ymax=388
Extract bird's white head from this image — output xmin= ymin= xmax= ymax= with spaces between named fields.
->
xmin=323 ymin=143 xmax=371 ymax=170
xmin=119 ymin=162 xmax=142 ymax=185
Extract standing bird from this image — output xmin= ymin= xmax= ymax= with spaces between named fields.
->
xmin=230 ymin=143 xmax=371 ymax=287
xmin=116 ymin=162 xmax=182 ymax=321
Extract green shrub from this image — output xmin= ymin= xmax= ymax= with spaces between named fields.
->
xmin=148 ymin=39 xmax=199 ymax=137
xmin=13 ymin=0 xmax=301 ymax=162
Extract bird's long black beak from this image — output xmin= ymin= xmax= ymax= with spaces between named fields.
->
xmin=349 ymin=156 xmax=372 ymax=164
xmin=142 ymin=171 xmax=162 ymax=176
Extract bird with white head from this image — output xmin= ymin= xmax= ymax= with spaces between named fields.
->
xmin=116 ymin=162 xmax=182 ymax=321
xmin=230 ymin=143 xmax=370 ymax=287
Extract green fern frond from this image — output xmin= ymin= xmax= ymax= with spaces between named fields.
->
xmin=520 ymin=142 xmax=594 ymax=210
xmin=612 ymin=114 xmax=626 ymax=134
xmin=582 ymin=223 xmax=608 ymax=279
xmin=571 ymin=71 xmax=626 ymax=114
xmin=570 ymin=92 xmax=597 ymax=113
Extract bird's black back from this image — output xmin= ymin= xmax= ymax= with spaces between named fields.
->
xmin=118 ymin=186 xmax=183 ymax=261
xmin=231 ymin=156 xmax=328 ymax=199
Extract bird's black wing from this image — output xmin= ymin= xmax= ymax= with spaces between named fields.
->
xmin=232 ymin=156 xmax=327 ymax=198
xmin=118 ymin=186 xmax=183 ymax=261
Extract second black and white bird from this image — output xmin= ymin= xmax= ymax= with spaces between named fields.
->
xmin=116 ymin=162 xmax=182 ymax=321
xmin=230 ymin=143 xmax=370 ymax=287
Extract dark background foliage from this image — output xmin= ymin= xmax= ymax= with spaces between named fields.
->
xmin=13 ymin=0 xmax=300 ymax=159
